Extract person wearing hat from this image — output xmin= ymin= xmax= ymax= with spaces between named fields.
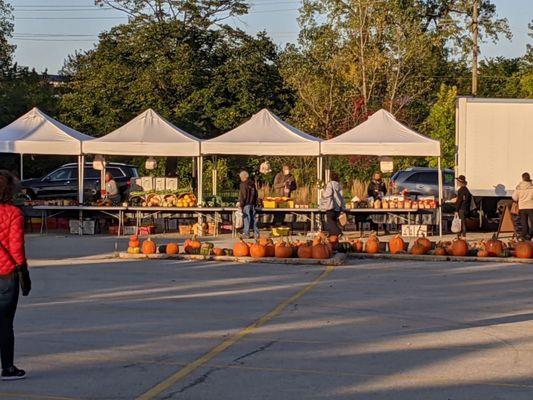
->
xmin=512 ymin=172 xmax=533 ymax=241
xmin=454 ymin=175 xmax=472 ymax=237
xmin=237 ymin=170 xmax=259 ymax=238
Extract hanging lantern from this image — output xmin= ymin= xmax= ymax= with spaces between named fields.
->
xmin=93 ymin=155 xmax=106 ymax=170
xmin=145 ymin=156 xmax=157 ymax=170
xmin=259 ymin=160 xmax=271 ymax=174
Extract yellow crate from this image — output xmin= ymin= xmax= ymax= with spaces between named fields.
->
xmin=263 ymin=200 xmax=277 ymax=208
xmin=272 ymin=227 xmax=290 ymax=237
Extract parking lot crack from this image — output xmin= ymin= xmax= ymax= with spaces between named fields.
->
xmin=232 ymin=340 xmax=277 ymax=364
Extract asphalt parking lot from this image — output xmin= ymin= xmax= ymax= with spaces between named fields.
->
xmin=2 ymin=235 xmax=533 ymax=399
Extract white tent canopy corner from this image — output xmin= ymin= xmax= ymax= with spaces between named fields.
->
xmin=0 ymin=107 xmax=92 ymax=155
xmin=201 ymin=108 xmax=321 ymax=156
xmin=82 ymin=108 xmax=201 ymax=157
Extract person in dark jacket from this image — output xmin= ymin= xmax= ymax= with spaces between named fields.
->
xmin=0 ymin=170 xmax=31 ymax=381
xmin=238 ymin=171 xmax=259 ymax=238
xmin=455 ymin=175 xmax=472 ymax=238
xmin=273 ymin=165 xmax=297 ymax=197
xmin=367 ymin=172 xmax=387 ymax=200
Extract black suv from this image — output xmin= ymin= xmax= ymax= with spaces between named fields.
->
xmin=390 ymin=167 xmax=456 ymax=200
xmin=22 ymin=162 xmax=139 ymax=200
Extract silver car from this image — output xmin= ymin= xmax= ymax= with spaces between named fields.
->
xmin=390 ymin=167 xmax=456 ymax=200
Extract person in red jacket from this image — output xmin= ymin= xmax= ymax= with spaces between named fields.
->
xmin=0 ymin=170 xmax=31 ymax=380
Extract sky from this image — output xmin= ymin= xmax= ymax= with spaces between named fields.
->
xmin=8 ymin=0 xmax=533 ymax=74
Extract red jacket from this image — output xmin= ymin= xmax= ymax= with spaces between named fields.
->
xmin=0 ymin=204 xmax=26 ymax=275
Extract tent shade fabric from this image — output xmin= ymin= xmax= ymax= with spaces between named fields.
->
xmin=0 ymin=108 xmax=92 ymax=155
xmin=202 ymin=109 xmax=321 ymax=156
xmin=321 ymin=109 xmax=441 ymax=157
xmin=83 ymin=109 xmax=200 ymax=156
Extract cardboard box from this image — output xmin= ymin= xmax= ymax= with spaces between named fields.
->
xmin=69 ymin=220 xmax=96 ymax=235
xmin=155 ymin=178 xmax=166 ymax=191
xmin=165 ymin=178 xmax=178 ymax=191
xmin=138 ymin=226 xmax=156 ymax=236
xmin=123 ymin=226 xmax=137 ymax=235
xmin=401 ymin=224 xmax=428 ymax=237
xmin=141 ymin=177 xmax=154 ymax=191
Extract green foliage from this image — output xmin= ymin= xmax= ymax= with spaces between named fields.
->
xmin=422 ymin=84 xmax=458 ymax=169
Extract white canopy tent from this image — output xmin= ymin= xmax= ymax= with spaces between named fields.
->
xmin=321 ymin=109 xmax=443 ymax=236
xmin=82 ymin=108 xmax=200 ymax=157
xmin=82 ymin=109 xmax=202 ymax=203
xmin=202 ymin=109 xmax=321 ymax=156
xmin=201 ymin=109 xmax=323 ymax=200
xmin=0 ymin=107 xmax=93 ymax=203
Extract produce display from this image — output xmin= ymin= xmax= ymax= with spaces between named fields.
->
xmin=24 ymin=199 xmax=78 ymax=207
xmin=128 ymin=190 xmax=197 ymax=208
xmin=262 ymin=197 xmax=294 ymax=209
xmin=345 ymin=196 xmax=437 ymax=210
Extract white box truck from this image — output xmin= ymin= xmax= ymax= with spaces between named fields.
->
xmin=455 ymin=97 xmax=533 ymax=217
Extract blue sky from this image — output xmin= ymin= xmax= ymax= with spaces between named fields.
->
xmin=9 ymin=0 xmax=533 ymax=74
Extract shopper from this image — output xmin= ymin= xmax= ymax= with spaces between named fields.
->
xmin=0 ymin=170 xmax=31 ymax=381
xmin=454 ymin=175 xmax=472 ymax=238
xmin=367 ymin=172 xmax=387 ymax=200
xmin=238 ymin=171 xmax=260 ymax=238
xmin=319 ymin=172 xmax=346 ymax=237
xmin=512 ymin=172 xmax=533 ymax=241
xmin=104 ymin=172 xmax=121 ymax=205
xmin=273 ymin=165 xmax=297 ymax=197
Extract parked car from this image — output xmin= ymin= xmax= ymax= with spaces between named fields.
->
xmin=390 ymin=167 xmax=455 ymax=200
xmin=22 ymin=162 xmax=139 ymax=200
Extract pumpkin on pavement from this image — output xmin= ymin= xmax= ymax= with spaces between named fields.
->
xmin=128 ymin=235 xmax=140 ymax=249
xmin=365 ymin=235 xmax=380 ymax=254
xmin=515 ymin=242 xmax=533 ymax=259
xmin=275 ymin=242 xmax=293 ymax=258
xmin=410 ymin=242 xmax=427 ymax=255
xmin=141 ymin=238 xmax=156 ymax=254
xmin=416 ymin=236 xmax=432 ymax=253
xmin=233 ymin=238 xmax=250 ymax=257
xmin=312 ymin=242 xmax=330 ymax=259
xmin=166 ymin=243 xmax=179 ymax=255
xmin=389 ymin=235 xmax=405 ymax=254
xmin=477 ymin=249 xmax=489 ymax=257
xmin=450 ymin=238 xmax=469 ymax=257
xmin=184 ymin=236 xmax=201 ymax=254
xmin=352 ymin=240 xmax=363 ymax=253
xmin=250 ymin=242 xmax=267 ymax=258
xmin=297 ymin=244 xmax=313 ymax=259
xmin=435 ymin=247 xmax=447 ymax=256
xmin=213 ymin=248 xmax=224 ymax=256
xmin=485 ymin=236 xmax=504 ymax=257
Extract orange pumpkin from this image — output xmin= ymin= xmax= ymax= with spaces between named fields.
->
xmin=328 ymin=235 xmax=339 ymax=250
xmin=297 ymin=244 xmax=313 ymax=259
xmin=265 ymin=244 xmax=275 ymax=257
xmin=129 ymin=235 xmax=139 ymax=242
xmin=485 ymin=237 xmax=504 ymax=257
xmin=352 ymin=240 xmax=363 ymax=253
xmin=450 ymin=238 xmax=469 ymax=257
xmin=410 ymin=242 xmax=427 ymax=255
xmin=389 ymin=235 xmax=405 ymax=254
xmin=416 ymin=236 xmax=432 ymax=253
xmin=141 ymin=238 xmax=156 ymax=254
xmin=275 ymin=242 xmax=293 ymax=259
xmin=477 ymin=249 xmax=489 ymax=257
xmin=312 ymin=243 xmax=330 ymax=259
xmin=515 ymin=242 xmax=533 ymax=259
xmin=213 ymin=248 xmax=224 ymax=256
xmin=365 ymin=235 xmax=380 ymax=254
xmin=250 ymin=242 xmax=267 ymax=258
xmin=166 ymin=243 xmax=179 ymax=255
xmin=184 ymin=235 xmax=201 ymax=254
xmin=233 ymin=239 xmax=250 ymax=257
xmin=128 ymin=240 xmax=140 ymax=248
xmin=435 ymin=247 xmax=447 ymax=256
xmin=258 ymin=237 xmax=273 ymax=247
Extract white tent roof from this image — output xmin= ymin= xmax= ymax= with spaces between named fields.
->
xmin=321 ymin=109 xmax=441 ymax=157
xmin=0 ymin=107 xmax=92 ymax=155
xmin=83 ymin=109 xmax=200 ymax=156
xmin=202 ymin=109 xmax=321 ymax=156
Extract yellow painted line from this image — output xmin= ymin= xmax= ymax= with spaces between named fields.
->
xmin=135 ymin=265 xmax=334 ymax=400
xmin=0 ymin=392 xmax=79 ymax=400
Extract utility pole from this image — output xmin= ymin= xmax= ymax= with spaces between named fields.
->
xmin=472 ymin=0 xmax=479 ymax=96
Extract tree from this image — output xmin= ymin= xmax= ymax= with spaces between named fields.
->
xmin=0 ymin=0 xmax=13 ymax=70
xmin=422 ymin=84 xmax=457 ymax=169
xmin=95 ymin=0 xmax=248 ymax=27
xmin=60 ymin=19 xmax=291 ymax=139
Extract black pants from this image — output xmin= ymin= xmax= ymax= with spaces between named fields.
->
xmin=519 ymin=209 xmax=533 ymax=240
xmin=325 ymin=210 xmax=342 ymax=236
xmin=0 ymin=272 xmax=19 ymax=370
xmin=459 ymin=209 xmax=468 ymax=237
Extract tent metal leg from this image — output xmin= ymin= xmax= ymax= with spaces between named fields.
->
xmin=79 ymin=155 xmax=85 ymax=205
xmin=212 ymin=156 xmax=218 ymax=196
xmin=438 ymin=156 xmax=443 ymax=238
xmin=20 ymin=154 xmax=23 ymax=181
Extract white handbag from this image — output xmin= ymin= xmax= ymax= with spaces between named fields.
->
xmin=235 ymin=210 xmax=244 ymax=230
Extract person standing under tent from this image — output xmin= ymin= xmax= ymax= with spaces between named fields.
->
xmin=367 ymin=172 xmax=387 ymax=200
xmin=319 ymin=172 xmax=346 ymax=237
xmin=454 ymin=175 xmax=472 ymax=238
xmin=238 ymin=171 xmax=260 ymax=239
xmin=273 ymin=165 xmax=297 ymax=226
xmin=0 ymin=170 xmax=31 ymax=381
xmin=512 ymin=172 xmax=533 ymax=241
xmin=104 ymin=172 xmax=121 ymax=205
